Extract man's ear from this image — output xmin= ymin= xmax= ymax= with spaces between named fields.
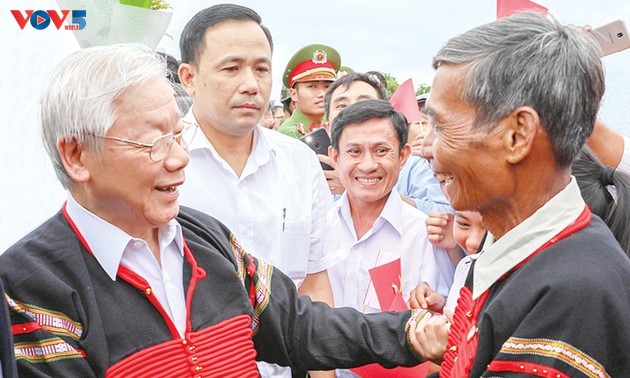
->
xmin=290 ymin=86 xmax=299 ymax=102
xmin=503 ymin=106 xmax=539 ymax=164
xmin=57 ymin=136 xmax=90 ymax=183
xmin=178 ymin=63 xmax=196 ymax=97
xmin=399 ymin=143 xmax=411 ymax=170
xmin=328 ymin=145 xmax=339 ymax=169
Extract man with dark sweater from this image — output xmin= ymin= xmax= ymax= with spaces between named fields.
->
xmin=419 ymin=12 xmax=630 ymax=377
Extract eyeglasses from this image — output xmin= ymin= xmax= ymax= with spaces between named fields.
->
xmin=92 ymin=123 xmax=197 ymax=161
xmin=273 ymin=116 xmax=284 ymax=120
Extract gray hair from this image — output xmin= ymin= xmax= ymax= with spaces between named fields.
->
xmin=40 ymin=43 xmax=168 ymax=189
xmin=433 ymin=12 xmax=605 ymax=167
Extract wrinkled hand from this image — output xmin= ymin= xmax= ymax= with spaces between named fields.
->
xmin=409 ymin=312 xmax=450 ymax=364
xmin=408 ymin=282 xmax=446 ymax=312
xmin=426 ymin=211 xmax=456 ymax=250
xmin=318 ymin=155 xmax=344 ymax=195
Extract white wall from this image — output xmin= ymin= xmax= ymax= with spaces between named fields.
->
xmin=1 ymin=1 xmax=78 ymax=251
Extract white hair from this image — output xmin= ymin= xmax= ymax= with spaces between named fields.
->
xmin=40 ymin=43 xmax=168 ymax=189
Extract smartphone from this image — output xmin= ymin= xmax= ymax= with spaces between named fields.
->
xmin=299 ymin=128 xmax=333 ymax=170
xmin=591 ymin=19 xmax=630 ymax=57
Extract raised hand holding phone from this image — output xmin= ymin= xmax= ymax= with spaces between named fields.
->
xmin=300 ymin=128 xmax=333 ymax=170
xmin=590 ymin=19 xmax=630 ymax=57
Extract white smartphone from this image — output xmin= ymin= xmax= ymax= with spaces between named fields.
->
xmin=591 ymin=19 xmax=630 ymax=57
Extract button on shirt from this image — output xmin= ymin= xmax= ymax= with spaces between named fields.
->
xmin=328 ymin=190 xmax=454 ymax=313
xmin=179 ymin=110 xmax=344 ymax=288
xmin=65 ymin=195 xmax=186 ymax=337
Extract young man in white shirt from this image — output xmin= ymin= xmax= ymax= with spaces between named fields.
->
xmin=327 ymin=99 xmax=453 ymax=313
xmin=176 ymin=5 xmax=342 ymax=377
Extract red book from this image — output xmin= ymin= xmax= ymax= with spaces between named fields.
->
xmin=352 ymin=257 xmax=432 ymax=377
xmin=367 ymin=258 xmax=409 ymax=311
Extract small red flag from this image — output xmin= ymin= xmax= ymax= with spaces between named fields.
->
xmin=389 ymin=79 xmax=422 ymax=124
xmin=352 ymin=257 xmax=433 ymax=376
xmin=496 ymin=0 xmax=548 ymax=19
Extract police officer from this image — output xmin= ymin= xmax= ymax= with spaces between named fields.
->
xmin=277 ymin=44 xmax=341 ymax=138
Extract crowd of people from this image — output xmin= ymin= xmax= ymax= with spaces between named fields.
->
xmin=0 ymin=3 xmax=629 ymax=378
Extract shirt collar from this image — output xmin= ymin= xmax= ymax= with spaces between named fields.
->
xmin=65 ymin=195 xmax=184 ymax=281
xmin=184 ymin=106 xmax=278 ymax=170
xmin=183 ymin=108 xmax=212 ymax=154
xmin=337 ymin=190 xmax=404 ymax=240
xmin=472 ymin=177 xmax=585 ymax=298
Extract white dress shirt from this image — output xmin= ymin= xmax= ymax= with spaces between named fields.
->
xmin=473 ymin=177 xmax=585 ymax=299
xmin=328 ymin=190 xmax=454 ymax=313
xmin=443 ymin=255 xmax=473 ymax=316
xmin=180 ymin=110 xmax=345 ymax=378
xmin=65 ymin=195 xmax=186 ymax=337
xmin=179 ymin=109 xmax=344 ymax=288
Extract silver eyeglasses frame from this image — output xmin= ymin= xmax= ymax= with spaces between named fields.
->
xmin=91 ymin=123 xmax=196 ymax=161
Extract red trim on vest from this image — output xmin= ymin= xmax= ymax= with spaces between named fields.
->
xmin=439 ymin=206 xmax=592 ymax=377
xmin=440 ymin=287 xmax=488 ymax=377
xmin=508 ymin=206 xmax=591 ymax=275
xmin=62 ymin=204 xmax=258 ymax=377
xmin=12 ymin=322 xmax=41 ymax=335
xmin=106 ymin=314 xmax=259 ymax=378
xmin=62 ymin=203 xmax=207 ymax=340
xmin=117 ymin=265 xmax=182 ymax=339
xmin=182 ymin=240 xmax=206 ymax=335
xmin=62 ymin=202 xmax=92 ymax=256
xmin=488 ymin=360 xmax=569 ymax=377
xmin=246 ymin=254 xmax=257 ymax=307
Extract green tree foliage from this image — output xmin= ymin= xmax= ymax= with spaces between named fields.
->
xmin=382 ymin=72 xmax=399 ymax=97
xmin=416 ymin=83 xmax=431 ymax=95
xmin=377 ymin=72 xmax=432 ymax=97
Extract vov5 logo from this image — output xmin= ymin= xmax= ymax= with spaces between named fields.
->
xmin=11 ymin=10 xmax=87 ymax=30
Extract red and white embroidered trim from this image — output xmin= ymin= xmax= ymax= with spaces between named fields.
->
xmin=496 ymin=337 xmax=608 ymax=378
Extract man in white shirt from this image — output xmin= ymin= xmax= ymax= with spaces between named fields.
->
xmin=176 ymin=5 xmax=339 ymax=301
xmin=327 ymin=99 xmax=453 ymax=314
xmin=320 ymin=72 xmax=453 ymax=215
xmin=176 ymin=6 xmax=341 ymax=377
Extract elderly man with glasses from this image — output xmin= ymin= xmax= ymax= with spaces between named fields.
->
xmin=0 ymin=43 xmax=448 ymax=377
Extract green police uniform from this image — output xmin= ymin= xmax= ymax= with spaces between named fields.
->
xmin=278 ymin=44 xmax=341 ymax=139
xmin=277 ymin=109 xmax=323 ymax=138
